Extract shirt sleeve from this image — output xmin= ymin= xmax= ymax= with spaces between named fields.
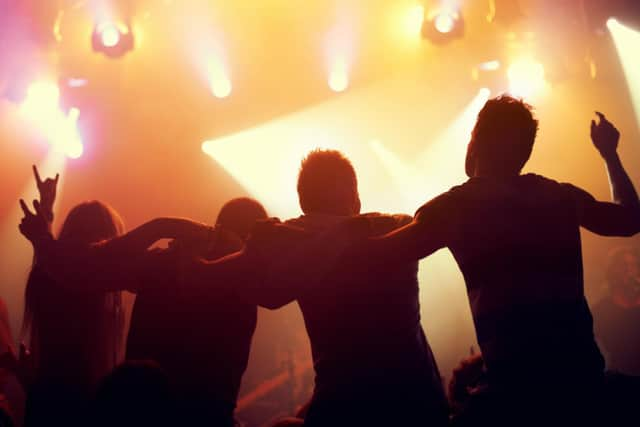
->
xmin=412 ymin=192 xmax=457 ymax=255
xmin=560 ymin=183 xmax=597 ymax=222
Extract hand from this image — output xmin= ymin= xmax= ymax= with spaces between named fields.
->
xmin=32 ymin=165 xmax=59 ymax=222
xmin=19 ymin=199 xmax=51 ymax=244
xmin=591 ymin=112 xmax=620 ymax=159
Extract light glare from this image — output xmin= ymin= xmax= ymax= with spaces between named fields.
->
xmin=434 ymin=13 xmax=456 ymax=34
xmin=507 ymin=58 xmax=546 ymax=99
xmin=99 ymin=23 xmax=121 ymax=48
xmin=207 ymin=59 xmax=232 ymax=98
xmin=20 ymin=81 xmax=84 ymax=159
xmin=329 ymin=59 xmax=349 ymax=93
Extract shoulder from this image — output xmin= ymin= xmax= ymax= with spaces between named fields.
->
xmin=414 ymin=184 xmax=466 ymax=222
xmin=359 ymin=212 xmax=413 ymax=234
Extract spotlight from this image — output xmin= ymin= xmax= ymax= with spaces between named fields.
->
xmin=328 ymin=59 xmax=349 ymax=93
xmin=422 ymin=8 xmax=464 ymax=44
xmin=92 ymin=21 xmax=134 ymax=58
xmin=434 ymin=12 xmax=456 ymax=34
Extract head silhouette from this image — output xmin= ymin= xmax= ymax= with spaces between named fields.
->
xmin=215 ymin=197 xmax=268 ymax=241
xmin=466 ymin=95 xmax=539 ymax=177
xmin=297 ymin=149 xmax=361 ymax=216
xmin=57 ymin=200 xmax=124 ymax=245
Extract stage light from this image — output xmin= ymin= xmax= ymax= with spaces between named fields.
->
xmin=507 ymin=58 xmax=546 ymax=99
xmin=434 ymin=12 xmax=456 ymax=34
xmin=212 ymin=78 xmax=232 ymax=99
xmin=100 ymin=23 xmax=121 ymax=48
xmin=422 ymin=8 xmax=464 ymax=44
xmin=608 ymin=18 xmax=640 ymax=125
xmin=479 ymin=60 xmax=501 ymax=71
xmin=92 ymin=21 xmax=134 ymax=58
xmin=20 ymin=81 xmax=84 ymax=159
xmin=207 ymin=58 xmax=232 ymax=99
xmin=328 ymin=59 xmax=349 ymax=93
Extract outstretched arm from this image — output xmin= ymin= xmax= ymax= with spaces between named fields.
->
xmin=344 ymin=194 xmax=452 ymax=265
xmin=577 ymin=113 xmax=640 ymax=236
xmin=19 ymin=203 xmax=214 ymax=292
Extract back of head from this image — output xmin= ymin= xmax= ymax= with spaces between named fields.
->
xmin=297 ymin=149 xmax=360 ymax=216
xmin=22 ymin=200 xmax=125 ymax=372
xmin=215 ymin=197 xmax=268 ymax=241
xmin=466 ymin=95 xmax=539 ymax=177
xmin=93 ymin=360 xmax=174 ymax=427
xmin=57 ymin=200 xmax=124 ymax=245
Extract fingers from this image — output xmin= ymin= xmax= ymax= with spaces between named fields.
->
xmin=32 ymin=165 xmax=42 ymax=186
xmin=32 ymin=199 xmax=42 ymax=216
xmin=595 ymin=111 xmax=605 ymax=122
xmin=19 ymin=199 xmax=34 ymax=217
xmin=54 ymin=173 xmax=60 ymax=183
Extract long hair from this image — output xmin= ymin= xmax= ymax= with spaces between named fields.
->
xmin=22 ymin=201 xmax=126 ymax=386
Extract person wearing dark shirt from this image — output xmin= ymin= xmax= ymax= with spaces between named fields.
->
xmin=351 ymin=97 xmax=640 ymax=424
xmin=126 ymin=197 xmax=267 ymax=427
xmin=245 ymin=150 xmax=448 ymax=427
xmin=593 ymin=246 xmax=640 ymax=375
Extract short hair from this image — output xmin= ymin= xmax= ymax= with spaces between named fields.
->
xmin=215 ymin=197 xmax=267 ymax=240
xmin=467 ymin=95 xmax=539 ymax=175
xmin=297 ymin=149 xmax=359 ymax=215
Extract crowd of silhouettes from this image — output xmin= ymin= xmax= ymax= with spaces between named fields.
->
xmin=0 ymin=95 xmax=639 ymax=426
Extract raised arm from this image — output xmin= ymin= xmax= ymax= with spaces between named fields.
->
xmin=592 ymin=112 xmax=639 ymax=207
xmin=577 ymin=113 xmax=640 ymax=236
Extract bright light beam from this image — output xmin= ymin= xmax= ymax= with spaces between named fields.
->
xmin=608 ymin=18 xmax=640 ymax=126
xmin=371 ymin=88 xmax=491 ymax=207
xmin=20 ymin=81 xmax=83 ymax=159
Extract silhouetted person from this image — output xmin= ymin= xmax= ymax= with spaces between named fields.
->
xmin=17 ymin=169 xmax=216 ymax=426
xmin=593 ymin=246 xmax=640 ymax=375
xmin=126 ymin=197 xmax=267 ymax=427
xmin=352 ymin=97 xmax=640 ymax=424
xmin=247 ymin=150 xmax=448 ymax=426
xmin=18 ymin=168 xmax=125 ymax=427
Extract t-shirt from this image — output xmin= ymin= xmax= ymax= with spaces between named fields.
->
xmin=280 ymin=213 xmax=446 ymax=405
xmin=414 ymin=174 xmax=605 ymax=383
xmin=126 ymin=246 xmax=257 ymax=410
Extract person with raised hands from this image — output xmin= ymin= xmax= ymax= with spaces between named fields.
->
xmin=343 ymin=98 xmax=640 ymax=425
